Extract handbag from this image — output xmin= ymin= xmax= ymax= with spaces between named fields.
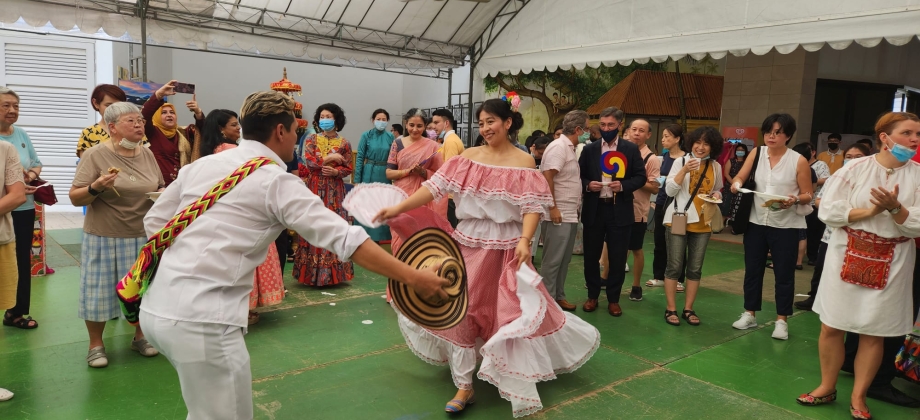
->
xmin=30 ymin=178 xmax=58 ymax=206
xmin=895 ymin=307 xmax=920 ymax=384
xmin=671 ymin=158 xmax=710 ymax=236
xmin=731 ymin=146 xmax=761 ymax=235
xmin=116 ymin=157 xmax=276 ymax=325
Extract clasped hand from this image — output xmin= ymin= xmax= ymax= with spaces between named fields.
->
xmin=870 ymin=185 xmax=900 ymax=214
xmin=588 ymin=180 xmax=621 ymax=192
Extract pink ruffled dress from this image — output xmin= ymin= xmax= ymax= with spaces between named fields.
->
xmin=395 ymin=157 xmax=600 ymax=417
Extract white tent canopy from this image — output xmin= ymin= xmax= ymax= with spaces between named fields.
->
xmin=474 ymin=0 xmax=920 ymax=77
xmin=0 ymin=0 xmax=520 ymax=76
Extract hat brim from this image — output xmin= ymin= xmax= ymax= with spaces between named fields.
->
xmin=388 ymin=228 xmax=468 ymax=330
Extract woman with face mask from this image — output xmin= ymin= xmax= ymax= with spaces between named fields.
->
xmin=142 ymin=80 xmax=205 ymax=186
xmin=354 ymin=109 xmax=395 ymax=243
xmin=798 ymin=112 xmax=920 ymax=419
xmin=292 ymin=103 xmax=355 ymax=287
xmin=70 ymin=102 xmax=166 ymax=367
xmin=722 ymin=143 xmax=748 ymax=232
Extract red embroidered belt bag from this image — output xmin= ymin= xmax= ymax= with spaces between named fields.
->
xmin=840 ymin=227 xmax=910 ymax=290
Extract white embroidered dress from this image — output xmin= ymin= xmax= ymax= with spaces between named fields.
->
xmin=814 ymin=156 xmax=920 ymax=336
xmin=395 ymin=157 xmax=600 ymax=417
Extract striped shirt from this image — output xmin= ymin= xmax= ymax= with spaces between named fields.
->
xmin=541 ymin=135 xmax=582 ymax=223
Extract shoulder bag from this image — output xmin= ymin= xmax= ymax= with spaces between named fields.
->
xmin=670 ymin=158 xmax=710 ymax=236
xmin=116 ymin=156 xmax=276 ymax=325
xmin=730 ymin=147 xmax=761 ymax=235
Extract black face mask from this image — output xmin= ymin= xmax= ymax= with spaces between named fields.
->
xmin=600 ymin=128 xmax=619 ymax=143
xmin=828 ymin=143 xmax=839 ymax=151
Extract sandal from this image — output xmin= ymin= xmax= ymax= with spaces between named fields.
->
xmin=682 ymin=309 xmax=701 ymax=326
xmin=676 ymin=283 xmax=685 ymax=293
xmin=3 ymin=313 xmax=38 ymax=329
xmin=849 ymin=405 xmax=871 ymax=420
xmin=796 ymin=390 xmax=836 ymax=406
xmin=86 ymin=346 xmax=108 ymax=368
xmin=664 ymin=310 xmax=680 ymax=326
xmin=646 ymin=279 xmax=664 ymax=287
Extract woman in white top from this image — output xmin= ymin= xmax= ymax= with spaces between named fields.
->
xmin=797 ymin=112 xmax=920 ymax=419
xmin=729 ymin=114 xmax=813 ymax=340
xmin=662 ymin=127 xmax=723 ymax=326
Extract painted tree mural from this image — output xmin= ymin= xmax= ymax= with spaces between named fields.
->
xmin=483 ymin=62 xmax=666 ymax=132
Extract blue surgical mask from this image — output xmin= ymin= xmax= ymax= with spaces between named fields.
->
xmin=735 ymin=151 xmax=745 ymax=157
xmin=600 ymin=128 xmax=618 ymax=143
xmin=699 ymin=155 xmax=711 ymax=161
xmin=843 ymin=159 xmax=851 ymax=166
xmin=661 ymin=148 xmax=668 ymax=154
xmin=319 ymin=118 xmax=336 ymax=131
xmin=438 ymin=130 xmax=446 ymax=139
xmin=887 ymin=138 xmax=917 ymax=163
xmin=374 ymin=120 xmax=387 ymax=131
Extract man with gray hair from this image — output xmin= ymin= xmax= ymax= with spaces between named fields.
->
xmin=539 ymin=111 xmax=588 ymax=311
xmin=139 ymin=90 xmax=449 ymax=419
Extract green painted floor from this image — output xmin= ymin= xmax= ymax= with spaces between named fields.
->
xmin=1 ymin=229 xmax=919 ymax=419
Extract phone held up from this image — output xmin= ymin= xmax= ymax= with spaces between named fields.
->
xmin=174 ymin=82 xmax=196 ymax=94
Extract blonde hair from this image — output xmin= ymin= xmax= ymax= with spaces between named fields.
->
xmin=239 ymin=91 xmax=296 ymax=143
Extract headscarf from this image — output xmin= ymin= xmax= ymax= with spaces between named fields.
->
xmin=152 ymin=103 xmax=178 ymax=138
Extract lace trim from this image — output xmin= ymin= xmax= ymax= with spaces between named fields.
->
xmin=5 ymin=153 xmax=23 ymax=186
xmin=476 ymin=372 xmax=543 ymax=418
xmin=451 ymin=230 xmax=519 ymax=250
xmin=427 ymin=171 xmax=553 ymax=207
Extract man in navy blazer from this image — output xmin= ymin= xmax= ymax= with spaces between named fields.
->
xmin=579 ymin=107 xmax=647 ymax=316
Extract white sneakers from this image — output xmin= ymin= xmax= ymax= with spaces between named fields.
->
xmin=732 ymin=312 xmax=757 ymax=330
xmin=772 ymin=320 xmax=789 ymax=340
xmin=731 ymin=313 xmax=789 ymax=340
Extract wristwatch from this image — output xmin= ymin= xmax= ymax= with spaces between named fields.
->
xmin=88 ymin=185 xmax=103 ymax=196
xmin=888 ymin=205 xmax=902 ymax=215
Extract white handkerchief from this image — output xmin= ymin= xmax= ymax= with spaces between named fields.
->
xmin=342 ymin=183 xmax=409 ymax=228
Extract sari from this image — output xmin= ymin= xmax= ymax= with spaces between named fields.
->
xmin=386 ymin=136 xmax=445 ymax=253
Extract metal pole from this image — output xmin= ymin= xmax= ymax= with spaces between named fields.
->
xmin=447 ymin=68 xmax=453 ymax=107
xmin=140 ymin=0 xmax=148 ymax=82
xmin=467 ymin=50 xmax=475 ymax=148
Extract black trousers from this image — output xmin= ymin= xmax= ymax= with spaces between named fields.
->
xmin=8 ymin=209 xmax=35 ymax=316
xmin=447 ymin=198 xmax=459 ymax=229
xmin=275 ymin=229 xmax=292 ymax=273
xmin=742 ymin=223 xmax=798 ymax=316
xmin=805 ymin=206 xmax=824 ymax=264
xmin=583 ymin=202 xmax=630 ymax=303
xmin=844 ymin=247 xmax=920 ymax=387
xmin=652 ymin=205 xmax=685 ymax=282
xmin=806 ymin=242 xmax=828 ymax=297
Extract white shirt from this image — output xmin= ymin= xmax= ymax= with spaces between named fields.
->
xmin=141 ymin=140 xmax=369 ymax=328
xmin=749 ymin=147 xmax=807 ymax=229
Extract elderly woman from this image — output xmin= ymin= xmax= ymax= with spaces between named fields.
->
xmin=354 ymin=108 xmax=394 ymax=242
xmin=70 ymin=102 xmax=165 ymax=367
xmin=142 ymin=80 xmax=204 ymax=186
xmin=0 ymin=131 xmax=26 ymax=400
xmin=797 ymin=112 xmax=920 ymax=419
xmin=0 ymin=87 xmax=42 ymax=330
xmin=293 ymin=103 xmax=354 ymax=287
xmin=662 ymin=127 xmax=723 ymax=326
xmin=78 ymin=84 xmax=148 ymax=158
xmin=730 ymin=113 xmax=813 ymax=340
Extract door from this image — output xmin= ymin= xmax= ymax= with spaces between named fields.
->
xmin=0 ymin=33 xmax=96 ymax=209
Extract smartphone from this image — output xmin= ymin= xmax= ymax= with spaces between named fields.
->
xmin=174 ymin=82 xmax=196 ymax=94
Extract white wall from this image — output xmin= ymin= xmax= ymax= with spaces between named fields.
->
xmin=110 ymin=45 xmax=451 ymax=144
xmin=817 ymin=39 xmax=920 ymax=88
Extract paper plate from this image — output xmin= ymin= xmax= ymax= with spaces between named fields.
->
xmin=388 ymin=228 xmax=467 ymax=330
xmin=697 ymin=194 xmax=722 ymax=204
xmin=342 ymin=183 xmax=409 ymax=228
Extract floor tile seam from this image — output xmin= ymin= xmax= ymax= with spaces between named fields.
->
xmin=656 ymin=310 xmax=811 ymax=368
xmin=256 ymin=289 xmax=387 ymax=313
xmin=251 ymin=343 xmax=407 ymax=384
xmin=532 ymin=366 xmax=666 ymax=418
xmin=659 ymin=366 xmax=812 ymax=419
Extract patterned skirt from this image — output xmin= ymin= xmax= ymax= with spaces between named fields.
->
xmin=293 ymin=236 xmax=354 ymax=287
xmin=79 ymin=233 xmax=145 ymax=322
xmin=250 ymin=243 xmax=285 ymax=310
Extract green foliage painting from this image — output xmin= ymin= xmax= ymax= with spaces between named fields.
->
xmin=483 ymin=62 xmax=666 ymax=133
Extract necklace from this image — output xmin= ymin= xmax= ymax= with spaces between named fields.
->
xmin=109 ymin=141 xmax=140 ymax=182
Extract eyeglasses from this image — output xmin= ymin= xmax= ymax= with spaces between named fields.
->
xmin=118 ymin=118 xmax=145 ymax=127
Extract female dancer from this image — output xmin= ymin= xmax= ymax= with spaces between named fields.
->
xmin=376 ymin=99 xmax=599 ymax=417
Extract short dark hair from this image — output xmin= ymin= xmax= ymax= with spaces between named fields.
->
xmin=761 ymin=113 xmax=797 ymax=144
xmin=239 ymin=91 xmax=296 ymax=144
xmin=532 ymin=136 xmax=552 ymax=150
xmin=90 ymin=84 xmax=126 ymax=111
xmin=791 ymin=142 xmax=813 ymax=159
xmin=734 ymin=143 xmax=750 ymax=156
xmin=432 ymin=108 xmax=456 ymax=129
xmin=685 ymin=126 xmax=723 ymax=158
xmin=371 ymin=108 xmax=389 ymax=121
xmin=599 ymin=106 xmax=624 ymax=122
xmin=845 ymin=143 xmax=871 ymax=157
xmin=474 ymin=134 xmax=485 ymax=147
xmin=554 ymin=125 xmax=563 ymax=132
xmin=532 ymin=130 xmax=546 ymax=138
xmin=856 ymin=138 xmax=873 ymax=146
xmin=313 ymin=103 xmax=346 ymax=131
xmin=391 ymin=124 xmax=404 ymax=136
xmin=828 ymin=133 xmax=842 ymax=141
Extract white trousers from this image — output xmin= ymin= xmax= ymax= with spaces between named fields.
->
xmin=140 ymin=311 xmax=253 ymax=420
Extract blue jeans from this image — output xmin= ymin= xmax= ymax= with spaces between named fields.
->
xmin=665 ymin=227 xmax=711 ymax=281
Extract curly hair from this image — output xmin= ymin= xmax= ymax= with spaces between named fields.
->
xmin=684 ymin=126 xmax=724 ymax=157
xmin=314 ymin=103 xmax=347 ymax=131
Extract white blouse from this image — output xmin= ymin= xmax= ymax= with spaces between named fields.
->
xmin=749 ymin=147 xmax=807 ymax=229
